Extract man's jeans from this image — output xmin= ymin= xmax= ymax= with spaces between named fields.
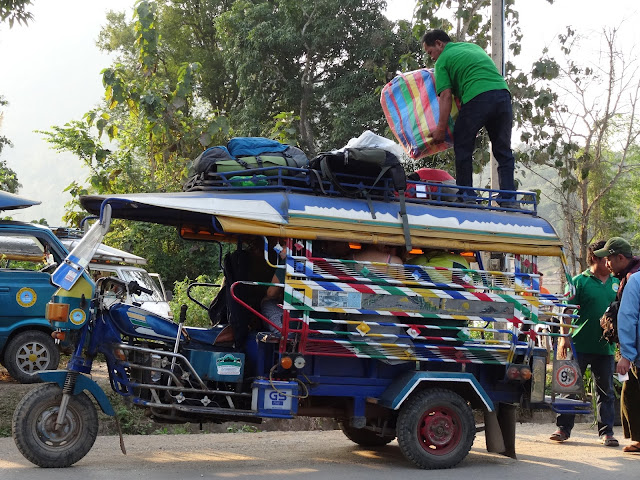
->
xmin=556 ymin=352 xmax=616 ymax=437
xmin=453 ymin=89 xmax=515 ymax=199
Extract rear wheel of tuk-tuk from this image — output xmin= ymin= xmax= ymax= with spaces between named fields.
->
xmin=396 ymin=388 xmax=475 ymax=469
xmin=12 ymin=382 xmax=99 ymax=468
xmin=339 ymin=422 xmax=396 ymax=447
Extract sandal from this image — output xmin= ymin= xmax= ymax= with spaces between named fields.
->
xmin=550 ymin=430 xmax=569 ymax=442
xmin=600 ymin=435 xmax=619 ymax=447
xmin=623 ymin=443 xmax=640 ymax=453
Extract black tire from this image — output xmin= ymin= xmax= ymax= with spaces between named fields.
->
xmin=339 ymin=422 xmax=396 ymax=447
xmin=12 ymin=382 xmax=99 ymax=468
xmin=3 ymin=330 xmax=60 ymax=383
xmin=396 ymin=388 xmax=475 ymax=469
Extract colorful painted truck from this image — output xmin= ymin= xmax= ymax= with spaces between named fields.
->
xmin=12 ymin=167 xmax=590 ymax=469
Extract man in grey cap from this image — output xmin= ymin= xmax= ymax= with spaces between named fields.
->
xmin=594 ymin=237 xmax=640 ymax=452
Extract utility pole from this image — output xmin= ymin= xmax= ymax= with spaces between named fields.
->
xmin=490 ymin=0 xmax=504 ymax=192
xmin=491 ymin=0 xmax=506 ymax=340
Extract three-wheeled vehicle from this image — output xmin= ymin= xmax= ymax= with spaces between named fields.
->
xmin=12 ymin=166 xmax=590 ymax=469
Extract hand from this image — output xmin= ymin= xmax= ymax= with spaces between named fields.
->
xmin=429 ymin=127 xmax=446 ymax=143
xmin=556 ymin=337 xmax=569 ymax=360
xmin=617 ymin=357 xmax=631 ymax=376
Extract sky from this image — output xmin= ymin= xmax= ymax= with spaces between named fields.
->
xmin=0 ymin=0 xmax=638 ymax=225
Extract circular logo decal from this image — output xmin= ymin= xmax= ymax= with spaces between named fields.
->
xmin=16 ymin=287 xmax=37 ymax=308
xmin=613 ymin=284 xmax=619 ymax=292
xmin=555 ymin=364 xmax=579 ymax=389
xmin=69 ymin=308 xmax=87 ymax=325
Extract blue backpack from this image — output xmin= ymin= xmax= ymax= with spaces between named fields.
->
xmin=227 ymin=137 xmax=288 ymax=157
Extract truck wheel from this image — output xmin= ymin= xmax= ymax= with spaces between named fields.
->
xmin=3 ymin=331 xmax=60 ymax=383
xmin=12 ymin=382 xmax=98 ymax=468
xmin=339 ymin=422 xmax=396 ymax=446
xmin=397 ymin=388 xmax=475 ymax=469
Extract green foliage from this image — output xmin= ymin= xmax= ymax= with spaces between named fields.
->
xmin=216 ymin=0 xmax=420 ymax=154
xmin=170 ymin=274 xmax=223 ymax=327
xmin=0 ymin=159 xmax=20 ymax=193
xmin=153 ymin=425 xmax=191 ymax=434
xmin=226 ymin=424 xmax=260 ymax=433
xmin=0 ymin=97 xmax=20 ymax=193
xmin=0 ymin=0 xmax=33 ymax=28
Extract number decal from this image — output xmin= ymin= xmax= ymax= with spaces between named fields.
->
xmin=555 ymin=364 xmax=578 ymax=388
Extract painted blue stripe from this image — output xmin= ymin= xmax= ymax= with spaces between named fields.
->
xmin=379 ymin=371 xmax=494 ymax=411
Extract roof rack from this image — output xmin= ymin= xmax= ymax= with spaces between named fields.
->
xmin=183 ymin=166 xmax=537 ymax=215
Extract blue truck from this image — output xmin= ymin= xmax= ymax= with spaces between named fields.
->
xmin=0 ymin=192 xmax=72 ymax=383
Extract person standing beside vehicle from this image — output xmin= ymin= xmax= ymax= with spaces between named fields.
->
xmin=421 ymin=29 xmax=516 ymax=204
xmin=595 ymin=237 xmax=640 ymax=453
xmin=550 ymin=241 xmax=620 ymax=446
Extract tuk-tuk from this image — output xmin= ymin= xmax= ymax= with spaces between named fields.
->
xmin=12 ymin=167 xmax=590 ymax=469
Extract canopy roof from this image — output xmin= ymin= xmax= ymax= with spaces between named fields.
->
xmin=59 ymin=238 xmax=147 ymax=265
xmin=80 ymin=191 xmax=564 ymax=256
xmin=0 ymin=191 xmax=40 ymax=211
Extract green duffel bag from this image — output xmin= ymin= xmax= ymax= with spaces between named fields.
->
xmin=214 ymin=155 xmax=293 ymax=176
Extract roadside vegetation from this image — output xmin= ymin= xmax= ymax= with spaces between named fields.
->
xmin=1 ymin=1 xmax=638 ymax=279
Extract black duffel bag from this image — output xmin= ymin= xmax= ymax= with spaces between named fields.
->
xmin=309 ymin=148 xmax=406 ymax=197
xmin=309 ymin=148 xmax=411 ymax=249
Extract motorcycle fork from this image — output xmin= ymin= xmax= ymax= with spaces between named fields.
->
xmin=55 ymin=371 xmax=79 ymax=430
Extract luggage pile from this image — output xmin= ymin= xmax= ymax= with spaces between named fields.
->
xmin=183 ymin=134 xmax=464 ymax=211
xmin=183 ymin=137 xmax=309 ymax=191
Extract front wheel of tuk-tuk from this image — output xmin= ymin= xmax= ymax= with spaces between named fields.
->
xmin=12 ymin=382 xmax=99 ymax=468
xmin=396 ymin=388 xmax=475 ymax=469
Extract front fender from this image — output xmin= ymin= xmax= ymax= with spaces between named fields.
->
xmin=38 ymin=370 xmax=115 ymax=416
xmin=379 ymin=371 xmax=494 ymax=412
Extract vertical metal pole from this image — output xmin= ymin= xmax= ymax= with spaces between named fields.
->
xmin=491 ymin=0 xmax=507 ymax=341
xmin=490 ymin=0 xmax=505 ymax=193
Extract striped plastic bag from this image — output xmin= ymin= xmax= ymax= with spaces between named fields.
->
xmin=380 ymin=68 xmax=459 ymax=159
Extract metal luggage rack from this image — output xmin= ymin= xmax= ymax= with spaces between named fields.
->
xmin=183 ymin=166 xmax=537 ymax=214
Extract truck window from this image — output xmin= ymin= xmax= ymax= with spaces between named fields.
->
xmin=0 ymin=233 xmax=57 ymax=270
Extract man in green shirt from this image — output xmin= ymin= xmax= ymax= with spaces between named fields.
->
xmin=421 ymin=29 xmax=515 ymax=205
xmin=550 ymin=240 xmax=620 ymax=446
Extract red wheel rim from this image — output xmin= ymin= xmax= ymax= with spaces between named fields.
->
xmin=417 ymin=405 xmax=462 ymax=455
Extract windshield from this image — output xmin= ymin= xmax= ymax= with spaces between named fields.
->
xmin=119 ymin=269 xmax=164 ymax=302
xmin=92 ymin=267 xmax=164 ymax=302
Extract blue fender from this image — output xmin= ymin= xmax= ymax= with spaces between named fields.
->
xmin=378 ymin=371 xmax=494 ymax=412
xmin=38 ymin=370 xmax=115 ymax=416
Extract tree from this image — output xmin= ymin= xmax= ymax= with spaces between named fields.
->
xmin=0 ymin=0 xmax=33 ymax=28
xmin=0 ymin=159 xmax=20 ymax=193
xmin=42 ymin=1 xmax=227 ymax=284
xmin=518 ymin=27 xmax=640 ymax=272
xmin=217 ymin=0 xmax=420 ymax=155
xmin=0 ymin=96 xmax=20 ymax=193
xmin=97 ymin=1 xmax=239 ymax=116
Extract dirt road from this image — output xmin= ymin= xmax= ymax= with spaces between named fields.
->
xmin=1 ymin=423 xmax=638 ymax=480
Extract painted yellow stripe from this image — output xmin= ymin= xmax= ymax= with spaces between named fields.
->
xmin=404 ymin=74 xmax=430 ymax=139
xmin=127 ymin=312 xmax=147 ymax=321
